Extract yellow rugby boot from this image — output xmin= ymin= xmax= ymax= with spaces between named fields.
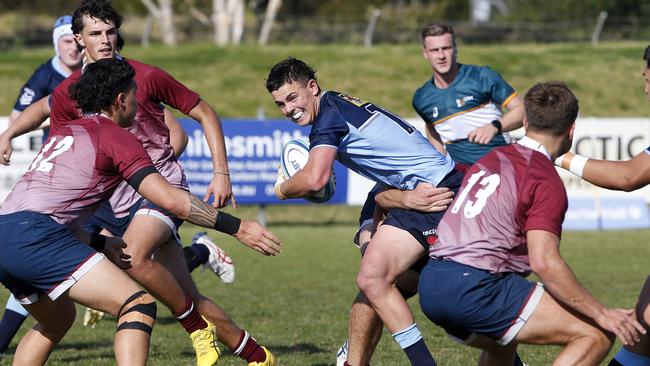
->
xmin=248 ymin=346 xmax=275 ymax=366
xmin=190 ymin=322 xmax=221 ymax=366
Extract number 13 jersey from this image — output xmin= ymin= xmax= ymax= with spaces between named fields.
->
xmin=431 ymin=136 xmax=567 ymax=276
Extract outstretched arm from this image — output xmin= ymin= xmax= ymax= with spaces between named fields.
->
xmin=0 ymin=96 xmax=51 ymax=165
xmin=187 ymin=100 xmax=235 ymax=208
xmin=528 ymin=229 xmax=645 ymax=345
xmin=136 ymin=172 xmax=281 ymax=256
xmin=557 ymin=150 xmax=650 ymax=192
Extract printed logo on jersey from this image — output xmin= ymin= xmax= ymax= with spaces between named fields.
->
xmin=455 ymin=95 xmax=474 ymax=108
xmin=19 ymin=87 xmax=36 ymax=106
xmin=432 ymin=106 xmax=439 ymax=118
xmin=338 ymin=93 xmax=367 ymax=107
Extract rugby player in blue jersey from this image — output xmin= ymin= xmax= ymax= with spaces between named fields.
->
xmin=555 ymin=45 xmax=650 ymax=366
xmin=267 ymin=57 xmax=463 ymax=366
xmin=413 ymin=22 xmax=525 ymax=167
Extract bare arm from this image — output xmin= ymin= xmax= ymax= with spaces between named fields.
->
xmin=0 ymin=96 xmax=51 ymax=165
xmin=528 ymin=229 xmax=645 ymax=345
xmin=186 ymin=100 xmax=235 ymax=208
xmin=467 ymin=94 xmax=524 ymax=144
xmin=163 ymin=108 xmax=188 ymax=158
xmin=136 ymin=172 xmax=281 ymax=255
xmin=276 ymin=146 xmax=336 ymax=199
xmin=374 ymin=183 xmax=453 ymax=212
xmin=559 ymin=151 xmax=650 ymax=192
xmin=499 ymin=94 xmax=525 ymax=132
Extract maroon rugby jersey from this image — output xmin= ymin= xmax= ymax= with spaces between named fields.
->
xmin=50 ymin=58 xmax=199 ymax=216
xmin=431 ymin=136 xmax=567 ymax=275
xmin=0 ymin=115 xmax=154 ymax=226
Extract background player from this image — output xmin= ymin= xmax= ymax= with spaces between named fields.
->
xmin=419 ymin=81 xmax=645 ymax=365
xmin=413 ymin=22 xmax=524 ymax=166
xmin=268 ymin=57 xmax=462 ymax=365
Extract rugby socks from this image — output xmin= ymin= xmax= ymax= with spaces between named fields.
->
xmin=183 ymin=244 xmax=210 ymax=272
xmin=609 ymin=347 xmax=650 ymax=366
xmin=174 ymin=297 xmax=207 ymax=333
xmin=392 ymin=323 xmax=437 ymax=365
xmin=0 ymin=310 xmax=27 ymax=353
xmin=233 ymin=330 xmax=267 ymax=363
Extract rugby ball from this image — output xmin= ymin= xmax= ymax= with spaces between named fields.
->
xmin=280 ymin=138 xmax=336 ymax=204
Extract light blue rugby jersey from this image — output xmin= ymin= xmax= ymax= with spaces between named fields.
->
xmin=412 ymin=64 xmax=517 ymax=164
xmin=309 ymin=91 xmax=455 ymax=190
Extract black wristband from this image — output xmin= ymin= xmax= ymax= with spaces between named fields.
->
xmin=490 ymin=119 xmax=503 ymax=133
xmin=214 ymin=212 xmax=241 ymax=235
xmin=89 ymin=232 xmax=106 ymax=252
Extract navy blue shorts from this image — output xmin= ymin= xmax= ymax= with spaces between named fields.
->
xmin=383 ymin=169 xmax=463 ymax=250
xmin=82 ymin=200 xmax=133 ymax=236
xmin=134 ymin=198 xmax=183 ymax=241
xmin=418 ymin=259 xmax=544 ymax=345
xmin=0 ymin=211 xmax=104 ymax=305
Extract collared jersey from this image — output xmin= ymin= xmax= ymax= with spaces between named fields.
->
xmin=0 ymin=116 xmax=155 ymax=226
xmin=413 ymin=64 xmax=517 ymax=163
xmin=310 ymin=91 xmax=455 ymax=189
xmin=431 ymin=138 xmax=567 ymax=276
xmin=49 ymin=58 xmax=199 ymax=217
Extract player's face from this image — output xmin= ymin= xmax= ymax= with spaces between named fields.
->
xmin=271 ymin=79 xmax=320 ymax=126
xmin=643 ymin=68 xmax=650 ymax=100
xmin=57 ymin=35 xmax=82 ymax=68
xmin=75 ymin=15 xmax=118 ymax=63
xmin=422 ymin=33 xmax=457 ymax=75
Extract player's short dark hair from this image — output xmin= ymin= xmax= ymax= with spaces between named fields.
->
xmin=524 ymin=81 xmax=579 ymax=136
xmin=266 ymin=57 xmax=317 ymax=92
xmin=72 ymin=0 xmax=123 ymax=35
xmin=643 ymin=45 xmax=650 ymax=69
xmin=69 ymin=58 xmax=135 ymax=114
xmin=421 ymin=22 xmax=455 ymax=45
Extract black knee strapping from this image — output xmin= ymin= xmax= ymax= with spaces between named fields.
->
xmin=116 ymin=291 xmax=157 ymax=335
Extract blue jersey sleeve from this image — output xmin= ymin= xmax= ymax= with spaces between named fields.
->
xmin=309 ymin=94 xmax=350 ymax=150
xmin=646 ymin=145 xmax=650 ymax=154
xmin=13 ymin=60 xmax=60 ymax=112
xmin=479 ymin=66 xmax=516 ymax=107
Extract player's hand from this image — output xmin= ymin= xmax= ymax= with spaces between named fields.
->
xmin=204 ymin=172 xmax=237 ymax=209
xmin=468 ymin=124 xmax=499 ymax=145
xmin=274 ymin=165 xmax=288 ymax=200
xmin=103 ymin=236 xmax=132 ymax=270
xmin=0 ymin=134 xmax=13 ymax=165
xmin=234 ymin=220 xmax=282 ymax=256
xmin=402 ymin=183 xmax=454 ymax=212
xmin=595 ymin=308 xmax=646 ymax=346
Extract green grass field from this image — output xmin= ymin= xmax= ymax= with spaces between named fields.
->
xmin=2 ymin=42 xmax=650 ymax=119
xmin=0 ymin=213 xmax=647 ymax=365
xmin=1 ymin=41 xmax=649 ymax=364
